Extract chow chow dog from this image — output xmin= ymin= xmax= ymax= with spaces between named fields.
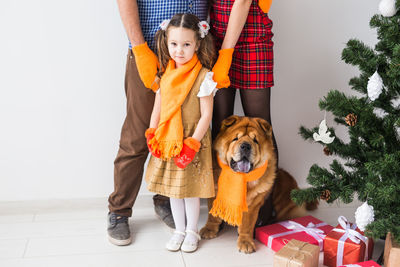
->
xmin=200 ymin=116 xmax=316 ymax=253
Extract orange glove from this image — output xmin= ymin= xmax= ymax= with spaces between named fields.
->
xmin=174 ymin=137 xmax=201 ymax=169
xmin=258 ymin=0 xmax=273 ymax=13
xmin=145 ymin=128 xmax=160 ymax=158
xmin=212 ymin=48 xmax=234 ymax=89
xmin=132 ymin=42 xmax=159 ymax=92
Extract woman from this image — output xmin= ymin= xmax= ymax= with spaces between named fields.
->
xmin=211 ymin=0 xmax=277 ymax=226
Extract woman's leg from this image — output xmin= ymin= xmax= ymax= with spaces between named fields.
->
xmin=239 ymin=88 xmax=278 ymax=227
xmin=212 ymin=87 xmax=236 ymax=140
xmin=212 ymin=87 xmax=237 ymax=182
xmin=239 ymin=88 xmax=278 ymax=164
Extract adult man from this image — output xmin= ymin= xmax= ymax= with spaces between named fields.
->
xmin=107 ymin=0 xmax=208 ymax=246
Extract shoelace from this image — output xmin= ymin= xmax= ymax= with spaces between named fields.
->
xmin=110 ymin=213 xmax=128 ymax=227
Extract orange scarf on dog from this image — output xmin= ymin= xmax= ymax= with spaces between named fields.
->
xmin=210 ymin=156 xmax=269 ymax=226
xmin=149 ymin=55 xmax=202 ymax=160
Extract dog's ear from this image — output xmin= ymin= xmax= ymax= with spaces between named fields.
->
xmin=220 ymin=115 xmax=240 ymax=132
xmin=254 ymin=117 xmax=272 ymax=136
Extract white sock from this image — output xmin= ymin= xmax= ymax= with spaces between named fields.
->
xmin=170 ymin=198 xmax=186 ymax=243
xmin=184 ymin=197 xmax=200 ymax=243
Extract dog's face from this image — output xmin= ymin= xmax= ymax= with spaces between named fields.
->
xmin=214 ymin=116 xmax=274 ymax=173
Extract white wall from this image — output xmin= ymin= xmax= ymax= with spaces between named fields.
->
xmin=0 ymin=1 xmax=379 ymax=201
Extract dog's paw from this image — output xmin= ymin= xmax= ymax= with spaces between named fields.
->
xmin=199 ymin=225 xmax=218 ymax=239
xmin=237 ymin=237 xmax=256 ymax=254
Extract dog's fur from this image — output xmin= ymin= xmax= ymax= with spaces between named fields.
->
xmin=200 ymin=116 xmax=315 ymax=253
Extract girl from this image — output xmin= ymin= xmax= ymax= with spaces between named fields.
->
xmin=135 ymin=13 xmax=216 ymax=253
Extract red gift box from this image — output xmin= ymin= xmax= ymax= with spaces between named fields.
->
xmin=338 ymin=260 xmax=380 ymax=267
xmin=255 ymin=215 xmax=333 ymax=252
xmin=324 ymin=216 xmax=374 ymax=267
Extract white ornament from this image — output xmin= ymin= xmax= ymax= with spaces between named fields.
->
xmin=379 ymin=0 xmax=397 ymax=17
xmin=313 ymin=119 xmax=335 ymax=144
xmin=367 ymin=71 xmax=383 ymax=101
xmin=355 ymin=201 xmax=375 ymax=232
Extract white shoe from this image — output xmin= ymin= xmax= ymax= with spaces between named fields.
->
xmin=165 ymin=230 xmax=186 ymax=252
xmin=181 ymin=230 xmax=201 ymax=253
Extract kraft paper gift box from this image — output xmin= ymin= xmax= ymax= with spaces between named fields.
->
xmin=323 ymin=216 xmax=374 ymax=267
xmin=384 ymin=232 xmax=400 ymax=267
xmin=273 ymin=239 xmax=319 ymax=267
xmin=338 ymin=260 xmax=380 ymax=266
xmin=256 ymin=215 xmax=333 ymax=252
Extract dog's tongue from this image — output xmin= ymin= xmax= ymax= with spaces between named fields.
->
xmin=237 ymin=160 xmax=251 ymax=173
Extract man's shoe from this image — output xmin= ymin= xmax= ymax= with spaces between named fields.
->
xmin=153 ymin=195 xmax=175 ymax=229
xmin=107 ymin=212 xmax=132 ymax=246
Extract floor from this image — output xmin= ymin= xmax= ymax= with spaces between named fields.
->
xmin=0 ymin=196 xmax=384 ymax=267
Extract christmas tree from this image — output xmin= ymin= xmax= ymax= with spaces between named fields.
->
xmin=291 ymin=1 xmax=400 ymax=243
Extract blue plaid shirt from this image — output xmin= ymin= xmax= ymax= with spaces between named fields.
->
xmin=130 ymin=0 xmax=208 ymax=50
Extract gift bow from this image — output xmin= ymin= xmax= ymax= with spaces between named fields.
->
xmin=267 ymin=220 xmax=327 ymax=251
xmin=333 ymin=216 xmax=369 ymax=266
xmin=285 ymin=221 xmax=326 ymax=250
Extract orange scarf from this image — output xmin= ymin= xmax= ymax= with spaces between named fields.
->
xmin=210 ymin=157 xmax=269 ymax=226
xmin=149 ymin=55 xmax=202 ymax=160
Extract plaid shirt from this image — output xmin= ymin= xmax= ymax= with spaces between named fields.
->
xmin=210 ymin=0 xmax=274 ymax=89
xmin=129 ymin=0 xmax=208 ymax=50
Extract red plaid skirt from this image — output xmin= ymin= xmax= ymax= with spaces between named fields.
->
xmin=210 ymin=0 xmax=274 ymax=89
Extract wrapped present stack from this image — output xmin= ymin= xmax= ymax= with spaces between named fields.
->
xmin=257 ymin=216 xmax=377 ymax=267
xmin=256 ymin=215 xmax=333 ymax=252
xmin=323 ymin=216 xmax=374 ymax=267
xmin=273 ymin=239 xmax=319 ymax=267
xmin=384 ymin=232 xmax=400 ymax=267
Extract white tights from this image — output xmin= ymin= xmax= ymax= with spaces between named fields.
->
xmin=169 ymin=197 xmax=200 ymax=243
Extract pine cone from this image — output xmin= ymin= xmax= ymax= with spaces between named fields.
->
xmin=323 ymin=146 xmax=332 ymax=156
xmin=320 ymin=190 xmax=331 ymax=201
xmin=345 ymin=113 xmax=357 ymax=126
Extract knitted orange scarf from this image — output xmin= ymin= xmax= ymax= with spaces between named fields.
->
xmin=149 ymin=55 xmax=202 ymax=160
xmin=210 ymin=156 xmax=269 ymax=226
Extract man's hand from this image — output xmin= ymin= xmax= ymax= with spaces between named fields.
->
xmin=132 ymin=43 xmax=159 ymax=92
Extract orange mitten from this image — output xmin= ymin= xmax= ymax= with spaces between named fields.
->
xmin=132 ymin=42 xmax=159 ymax=92
xmin=173 ymin=137 xmax=201 ymax=169
xmin=258 ymin=0 xmax=273 ymax=13
xmin=212 ymin=48 xmax=234 ymax=89
xmin=145 ymin=128 xmax=160 ymax=158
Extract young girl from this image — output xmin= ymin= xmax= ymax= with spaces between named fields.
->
xmin=134 ymin=13 xmax=216 ymax=253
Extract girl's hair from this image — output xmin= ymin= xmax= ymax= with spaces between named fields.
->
xmin=154 ymin=13 xmax=216 ymax=77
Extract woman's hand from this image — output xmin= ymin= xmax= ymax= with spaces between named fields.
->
xmin=212 ymin=48 xmax=234 ymax=89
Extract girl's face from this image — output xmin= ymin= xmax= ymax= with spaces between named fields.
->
xmin=167 ymin=26 xmax=198 ymax=68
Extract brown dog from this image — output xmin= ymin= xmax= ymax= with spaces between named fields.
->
xmin=200 ymin=116 xmax=315 ymax=253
